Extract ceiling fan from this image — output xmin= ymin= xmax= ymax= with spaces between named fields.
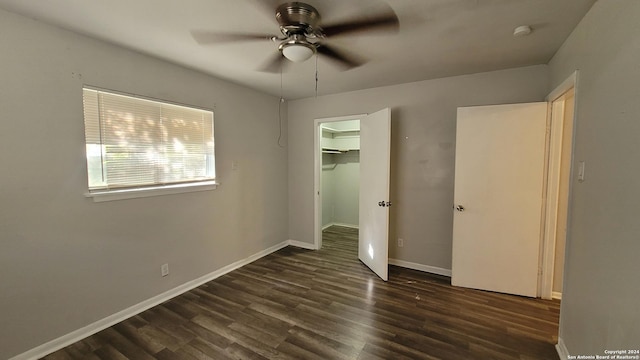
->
xmin=191 ymin=1 xmax=399 ymax=72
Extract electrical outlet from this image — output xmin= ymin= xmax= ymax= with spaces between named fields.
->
xmin=398 ymin=238 xmax=404 ymax=247
xmin=161 ymin=263 xmax=169 ymax=277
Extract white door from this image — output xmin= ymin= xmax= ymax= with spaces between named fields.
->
xmin=358 ymin=108 xmax=391 ymax=281
xmin=452 ymin=103 xmax=547 ymax=297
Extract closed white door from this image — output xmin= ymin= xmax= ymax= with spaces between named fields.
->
xmin=358 ymin=108 xmax=391 ymax=281
xmin=452 ymin=103 xmax=547 ymax=297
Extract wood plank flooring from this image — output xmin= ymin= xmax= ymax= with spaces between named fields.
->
xmin=42 ymin=226 xmax=560 ymax=360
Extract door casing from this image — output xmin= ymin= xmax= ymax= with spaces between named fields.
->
xmin=313 ymin=114 xmax=366 ymax=250
xmin=539 ymin=71 xmax=578 ymax=299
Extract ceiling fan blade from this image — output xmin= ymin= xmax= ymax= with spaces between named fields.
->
xmin=191 ymin=30 xmax=275 ymax=45
xmin=258 ymin=52 xmax=287 ymax=73
xmin=321 ymin=9 xmax=399 ymax=37
xmin=317 ymin=44 xmax=365 ymax=70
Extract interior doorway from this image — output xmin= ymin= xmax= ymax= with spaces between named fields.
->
xmin=450 ymin=72 xmax=577 ymax=300
xmin=320 ymin=120 xmax=361 ymax=232
xmin=541 ymin=72 xmax=577 ymax=300
xmin=314 ymin=115 xmax=364 ymax=251
xmin=314 ymin=109 xmax=392 ymax=281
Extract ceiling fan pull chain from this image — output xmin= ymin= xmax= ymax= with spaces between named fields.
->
xmin=315 ymin=54 xmax=319 ymax=98
xmin=277 ymin=65 xmax=285 ymax=148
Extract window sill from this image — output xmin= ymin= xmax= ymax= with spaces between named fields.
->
xmin=85 ymin=181 xmax=218 ymax=202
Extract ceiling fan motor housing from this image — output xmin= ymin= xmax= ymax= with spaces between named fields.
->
xmin=276 ymin=2 xmax=321 ymax=62
xmin=276 ymin=2 xmax=320 ymax=37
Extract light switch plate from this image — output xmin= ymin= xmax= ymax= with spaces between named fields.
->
xmin=161 ymin=263 xmax=169 ymax=277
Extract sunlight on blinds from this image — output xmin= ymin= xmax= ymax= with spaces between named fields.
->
xmin=82 ymin=88 xmax=215 ymax=191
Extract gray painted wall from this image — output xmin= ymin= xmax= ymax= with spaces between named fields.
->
xmin=0 ymin=8 xmax=288 ymax=359
xmin=288 ymin=65 xmax=549 ymax=269
xmin=548 ymin=0 xmax=640 ymax=354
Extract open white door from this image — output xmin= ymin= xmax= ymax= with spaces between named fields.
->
xmin=452 ymin=103 xmax=547 ymax=297
xmin=358 ymin=108 xmax=391 ymax=281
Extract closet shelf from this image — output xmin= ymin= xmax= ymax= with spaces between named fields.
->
xmin=321 ymin=126 xmax=360 ymax=134
xmin=322 ymin=147 xmax=359 ymax=154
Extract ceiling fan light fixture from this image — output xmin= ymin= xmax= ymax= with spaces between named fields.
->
xmin=279 ymin=36 xmax=316 ymax=62
xmin=282 ymin=43 xmax=315 ymax=62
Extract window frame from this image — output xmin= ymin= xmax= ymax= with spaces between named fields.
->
xmin=82 ymin=86 xmax=217 ymax=202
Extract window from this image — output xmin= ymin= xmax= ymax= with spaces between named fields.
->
xmin=82 ymin=88 xmax=215 ymax=201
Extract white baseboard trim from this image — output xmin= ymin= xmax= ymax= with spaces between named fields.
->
xmin=389 ymin=258 xmax=452 ymax=277
xmin=556 ymin=337 xmax=570 ymax=359
xmin=552 ymin=291 xmax=562 ymax=300
xmin=287 ymin=239 xmax=317 ymax=250
xmin=333 ymin=223 xmax=359 ymax=229
xmin=10 ymin=240 xmax=290 ymax=360
xmin=322 ymin=222 xmax=359 ymax=230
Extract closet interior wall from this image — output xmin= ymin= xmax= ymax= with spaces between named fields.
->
xmin=321 ymin=120 xmax=361 ymax=230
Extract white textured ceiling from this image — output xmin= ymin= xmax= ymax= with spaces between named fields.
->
xmin=0 ymin=0 xmax=596 ymax=99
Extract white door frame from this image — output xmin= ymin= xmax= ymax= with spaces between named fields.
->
xmin=313 ymin=114 xmax=366 ymax=250
xmin=539 ymin=71 xmax=579 ymax=299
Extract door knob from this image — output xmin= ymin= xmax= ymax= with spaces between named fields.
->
xmin=454 ymin=205 xmax=465 ymax=212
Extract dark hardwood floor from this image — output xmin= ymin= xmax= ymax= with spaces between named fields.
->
xmin=43 ymin=226 xmax=560 ymax=360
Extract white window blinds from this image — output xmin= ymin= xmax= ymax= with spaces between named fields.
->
xmin=82 ymin=88 xmax=215 ymax=191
